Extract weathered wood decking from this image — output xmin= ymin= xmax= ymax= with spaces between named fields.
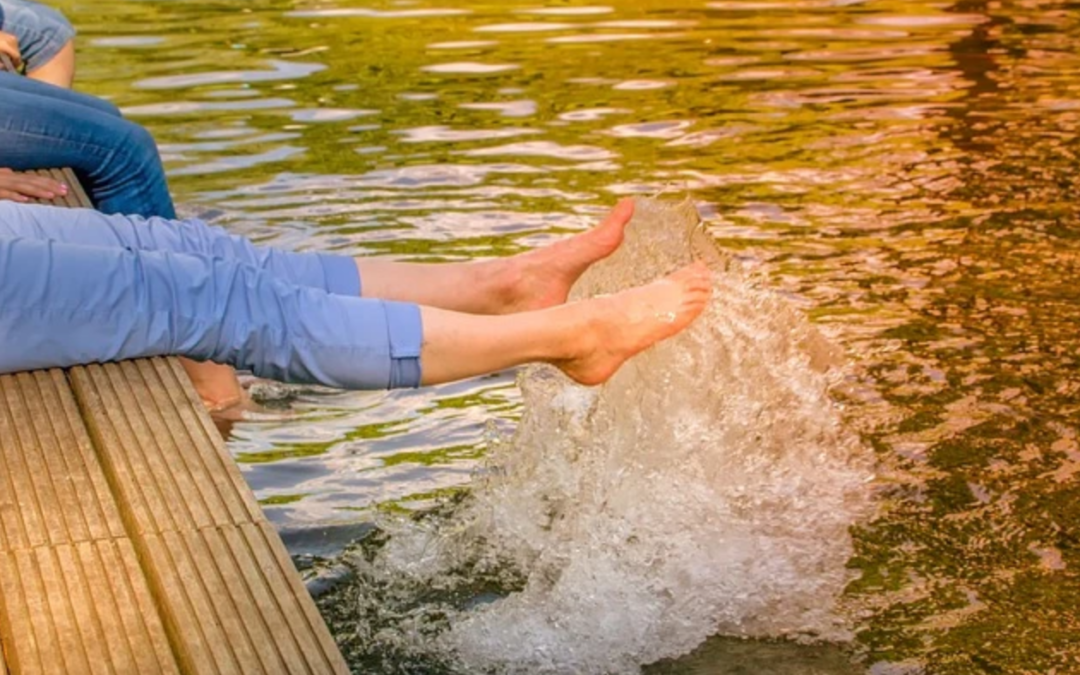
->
xmin=0 ymin=165 xmax=350 ymax=672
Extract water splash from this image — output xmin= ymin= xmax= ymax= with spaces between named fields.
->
xmin=335 ymin=199 xmax=873 ymax=674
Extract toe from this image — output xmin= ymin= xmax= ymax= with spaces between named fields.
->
xmin=602 ymin=198 xmax=635 ymax=228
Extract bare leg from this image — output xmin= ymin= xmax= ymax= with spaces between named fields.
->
xmin=26 ymin=40 xmax=75 ymax=88
xmin=356 ymin=199 xmax=634 ymax=314
xmin=419 ymin=262 xmax=712 ymax=386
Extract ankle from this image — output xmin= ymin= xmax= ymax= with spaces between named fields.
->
xmin=556 ymin=300 xmax=604 ymax=360
xmin=480 ymin=257 xmax=525 ymax=313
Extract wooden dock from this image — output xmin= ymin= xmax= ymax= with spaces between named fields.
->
xmin=0 ymin=166 xmax=351 ymax=671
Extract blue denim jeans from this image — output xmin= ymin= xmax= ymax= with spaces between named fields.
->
xmin=0 ymin=0 xmax=75 ymax=72
xmin=0 ymin=72 xmax=177 ymax=218
xmin=0 ymin=203 xmax=424 ymax=389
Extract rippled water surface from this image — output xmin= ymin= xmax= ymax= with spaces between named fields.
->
xmin=51 ymin=0 xmax=1080 ymax=672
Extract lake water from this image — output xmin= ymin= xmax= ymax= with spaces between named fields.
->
xmin=47 ymin=0 xmax=1080 ymax=672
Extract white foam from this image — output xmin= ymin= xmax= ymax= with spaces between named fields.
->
xmin=344 ymin=198 xmax=873 ymax=673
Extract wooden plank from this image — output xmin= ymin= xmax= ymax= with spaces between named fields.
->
xmin=21 ymin=373 xmax=84 ymax=546
xmin=62 ymin=542 xmax=131 ymax=675
xmin=249 ymin=521 xmax=347 ymax=672
xmin=34 ymin=545 xmax=92 ymax=673
xmin=141 ymin=532 xmax=219 ymax=674
xmin=0 ymin=371 xmax=180 ymax=674
xmin=0 ymin=371 xmax=125 ymax=547
xmin=139 ymin=523 xmax=346 ymax=675
xmin=220 ymin=526 xmax=309 ymax=673
xmin=207 ymin=526 xmax=302 ymax=672
xmin=194 ymin=527 xmax=282 ymax=672
xmin=0 ymin=542 xmax=178 ymax=675
xmin=0 ymin=375 xmax=46 ymax=551
xmin=72 ymin=362 xmax=185 ymax=535
xmin=43 ymin=369 xmax=125 ymax=542
xmin=0 ymin=551 xmax=41 ymax=674
xmin=71 ymin=360 xmax=350 ymax=674
xmin=13 ymin=548 xmax=65 ymax=674
xmin=145 ymin=358 xmax=262 ymax=524
xmin=101 ymin=539 xmax=178 ymax=673
xmin=159 ymin=528 xmax=244 ymax=674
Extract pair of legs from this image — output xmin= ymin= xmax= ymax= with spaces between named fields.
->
xmin=354 ymin=200 xmax=712 ymax=385
xmin=0 ymin=200 xmax=712 ymax=391
xmin=0 ymin=0 xmax=75 ymax=87
xmin=0 ymin=73 xmax=175 ymax=217
xmin=0 ymin=70 xmax=234 ymax=405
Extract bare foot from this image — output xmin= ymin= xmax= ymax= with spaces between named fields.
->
xmin=555 ymin=261 xmax=713 ymax=385
xmin=492 ymin=199 xmax=633 ymax=313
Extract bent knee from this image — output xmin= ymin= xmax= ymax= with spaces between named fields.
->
xmin=118 ymin=122 xmax=164 ymax=165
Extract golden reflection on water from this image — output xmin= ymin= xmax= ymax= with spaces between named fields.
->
xmin=51 ymin=0 xmax=1080 ymax=671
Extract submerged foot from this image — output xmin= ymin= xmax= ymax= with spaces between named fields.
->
xmin=555 ymin=261 xmax=713 ymax=386
xmin=494 ymin=199 xmax=634 ymax=313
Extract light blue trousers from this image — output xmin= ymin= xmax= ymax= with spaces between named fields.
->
xmin=0 ymin=203 xmax=423 ymax=389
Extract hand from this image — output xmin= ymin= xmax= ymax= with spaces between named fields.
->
xmin=0 ymin=32 xmax=22 ymax=69
xmin=0 ymin=168 xmax=68 ymax=202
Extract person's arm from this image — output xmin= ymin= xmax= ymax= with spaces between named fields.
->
xmin=0 ymin=30 xmax=21 ymax=68
xmin=26 ymin=37 xmax=72 ymax=87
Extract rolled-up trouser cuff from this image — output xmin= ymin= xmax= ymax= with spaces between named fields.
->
xmin=317 ymin=253 xmax=361 ymax=296
xmin=384 ymin=301 xmax=423 ymax=388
